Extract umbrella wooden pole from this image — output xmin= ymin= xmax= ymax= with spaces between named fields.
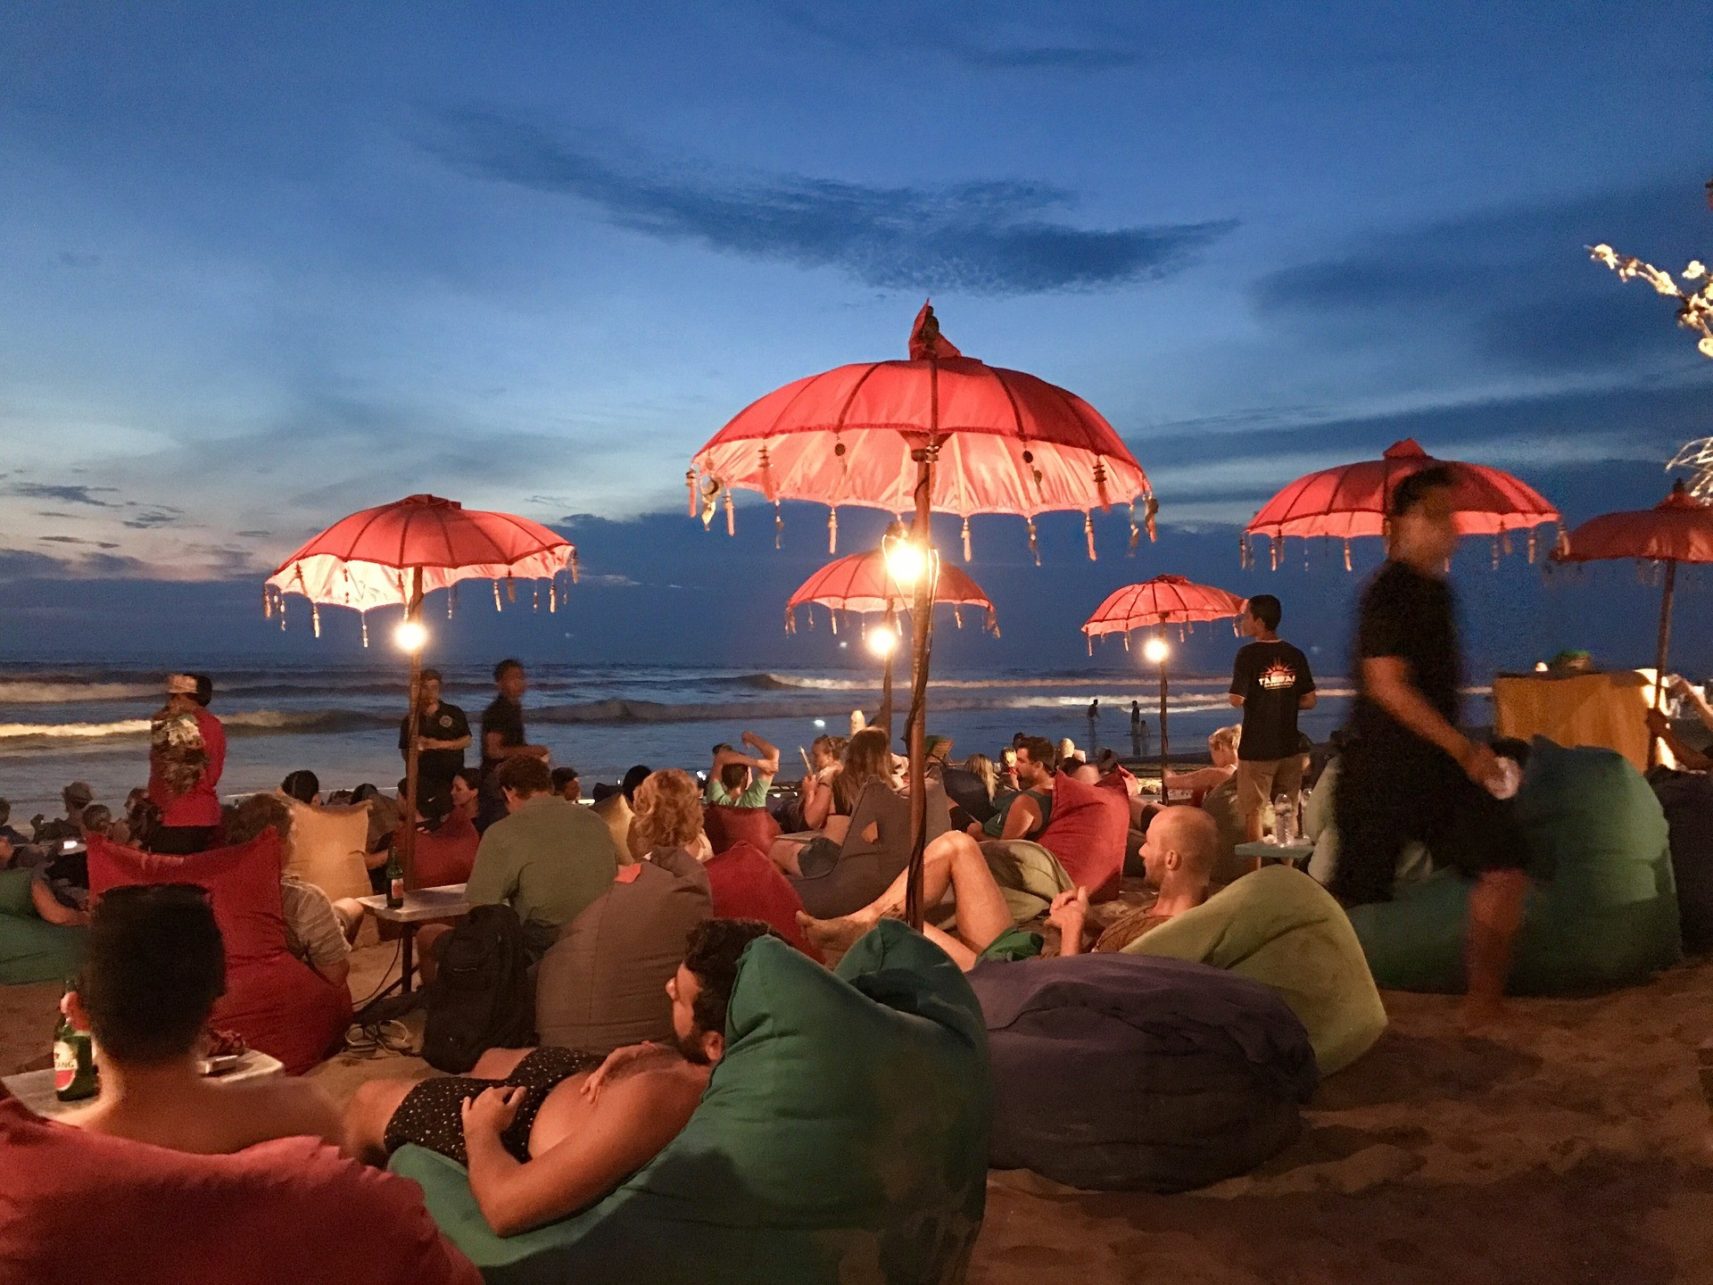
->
xmin=879 ymin=604 xmax=897 ymax=736
xmin=903 ymin=348 xmax=940 ymax=929
xmin=400 ymin=569 xmax=424 ymax=890
xmin=1157 ymin=653 xmax=1170 ymax=801
xmin=1650 ymin=560 xmax=1678 ymax=768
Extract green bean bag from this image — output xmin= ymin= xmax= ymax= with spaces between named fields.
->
xmin=392 ymin=920 xmax=990 ymax=1284
xmin=1119 ymin=864 xmax=1386 ymax=1074
xmin=0 ymin=868 xmax=86 ymax=986
xmin=1346 ymin=740 xmax=1682 ymax=994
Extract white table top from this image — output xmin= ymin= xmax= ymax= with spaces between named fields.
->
xmin=355 ymin=883 xmax=470 ymax=924
xmin=1235 ymin=840 xmax=1315 ymax=862
xmin=4 ymin=1049 xmax=284 ymax=1120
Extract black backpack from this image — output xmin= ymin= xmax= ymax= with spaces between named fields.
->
xmin=421 ymin=904 xmax=536 ymax=1073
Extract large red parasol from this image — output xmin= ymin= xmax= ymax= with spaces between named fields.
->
xmin=1552 ymin=481 xmax=1713 ymax=759
xmin=1244 ymin=439 xmax=1561 ymax=571
xmin=693 ymin=304 xmax=1153 ymax=925
xmin=1081 ymin=574 xmax=1248 ymax=791
xmin=267 ymin=494 xmax=578 ymax=890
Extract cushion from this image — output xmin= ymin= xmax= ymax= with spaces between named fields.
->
xmin=392 ymin=921 xmax=990 ymax=1284
xmin=702 ymin=804 xmax=780 ymax=857
xmin=0 ymin=869 xmax=86 ymax=986
xmin=281 ymin=797 xmax=372 ymax=901
xmin=1120 ymin=864 xmax=1387 ymax=1074
xmin=703 ymin=841 xmax=823 ymax=961
xmin=1651 ymin=771 xmax=1713 ymax=953
xmin=1199 ymin=780 xmax=1249 ymax=884
xmin=1035 ymin=770 xmax=1130 ymax=901
xmin=86 ymin=833 xmax=351 ymax=1073
xmin=535 ymin=852 xmax=712 ymax=1054
xmin=410 ymin=815 xmax=480 ymax=889
xmin=788 ymin=781 xmax=950 ymax=920
xmin=968 ymin=953 xmax=1315 ymax=1192
xmin=0 ymin=1095 xmax=479 ymax=1285
xmin=978 ymin=839 xmax=1074 ymax=925
xmin=1347 ymin=740 xmax=1683 ymax=994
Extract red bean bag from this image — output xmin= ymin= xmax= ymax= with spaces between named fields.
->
xmin=404 ymin=814 xmax=480 ymax=888
xmin=1036 ymin=769 xmax=1132 ymax=902
xmin=86 ymin=832 xmax=352 ymax=1074
xmin=703 ymin=803 xmax=781 ymax=856
xmin=704 ymin=841 xmax=823 ymax=963
xmin=0 ymin=1093 xmax=478 ymax=1285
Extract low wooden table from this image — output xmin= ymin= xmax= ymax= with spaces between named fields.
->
xmin=355 ymin=883 xmax=471 ymax=995
xmin=3 ymin=1049 xmax=284 ymax=1120
xmin=1235 ymin=840 xmax=1314 ymax=870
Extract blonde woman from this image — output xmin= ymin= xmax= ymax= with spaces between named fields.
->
xmin=1163 ymin=725 xmax=1241 ymax=803
xmin=630 ymin=769 xmax=712 ymax=864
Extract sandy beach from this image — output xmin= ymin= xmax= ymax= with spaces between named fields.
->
xmin=6 ymin=884 xmax=1710 ymax=1285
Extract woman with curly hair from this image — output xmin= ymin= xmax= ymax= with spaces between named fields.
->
xmin=630 ymin=769 xmax=712 ymax=864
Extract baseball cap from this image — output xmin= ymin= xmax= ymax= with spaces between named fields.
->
xmin=166 ymin=673 xmax=197 ymax=696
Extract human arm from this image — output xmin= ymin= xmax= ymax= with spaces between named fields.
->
xmin=1362 ymin=656 xmax=1496 ymax=785
xmin=483 ymin=730 xmax=548 ymax=762
xmin=281 ymin=881 xmax=353 ymax=989
xmin=1647 ymin=708 xmax=1713 ymax=771
xmin=463 ymin=1070 xmax=704 ymax=1237
xmin=999 ymin=794 xmax=1041 ymax=841
xmin=741 ymin=731 xmax=781 ymax=777
xmin=1297 ymin=652 xmax=1318 ymax=710
xmin=1669 ymin=676 xmax=1713 ymax=737
xmin=801 ymin=772 xmax=835 ymax=830
xmin=30 ymin=877 xmax=88 ymax=927
xmin=1162 ymin=765 xmax=1231 ymax=793
xmin=1228 ymin=694 xmax=1244 ymax=708
xmin=1047 ymin=887 xmax=1089 ymax=956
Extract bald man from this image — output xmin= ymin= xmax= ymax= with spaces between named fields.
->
xmin=1052 ymin=807 xmax=1218 ymax=956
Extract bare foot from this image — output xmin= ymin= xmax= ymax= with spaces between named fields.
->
xmin=796 ymin=910 xmax=876 ymax=954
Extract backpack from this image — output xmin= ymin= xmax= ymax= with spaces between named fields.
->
xmin=421 ymin=903 xmax=536 ymax=1072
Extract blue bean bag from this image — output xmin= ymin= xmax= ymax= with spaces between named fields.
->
xmin=968 ymin=953 xmax=1317 ymax=1192
xmin=0 ymin=868 xmax=86 ymax=986
xmin=1348 ymin=739 xmax=1682 ymax=993
xmin=392 ymin=921 xmax=990 ymax=1284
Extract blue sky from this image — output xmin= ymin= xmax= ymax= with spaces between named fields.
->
xmin=3 ymin=1 xmax=1712 ymax=675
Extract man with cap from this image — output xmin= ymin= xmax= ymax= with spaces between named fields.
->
xmin=147 ymin=672 xmax=226 ymax=854
xmin=398 ymin=668 xmax=471 ymax=811
xmin=30 ymin=781 xmax=95 ymax=845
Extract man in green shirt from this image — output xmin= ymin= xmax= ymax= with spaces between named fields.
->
xmin=705 ymin=731 xmax=779 ymax=809
xmin=463 ymin=756 xmax=619 ymax=955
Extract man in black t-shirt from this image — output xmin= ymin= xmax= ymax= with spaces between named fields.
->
xmin=1331 ymin=466 xmax=1529 ymax=1026
xmin=1228 ymin=594 xmax=1317 ymax=844
xmin=398 ymin=668 xmax=471 ymax=810
xmin=478 ymin=658 xmax=550 ymax=831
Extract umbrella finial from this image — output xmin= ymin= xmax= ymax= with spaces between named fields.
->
xmin=908 ymin=301 xmax=963 ymax=361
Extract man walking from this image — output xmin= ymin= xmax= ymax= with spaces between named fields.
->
xmin=479 ymin=659 xmax=550 ymax=831
xmin=1228 ymin=594 xmax=1317 ymax=843
xmin=1331 ymin=467 xmax=1528 ymax=1025
xmin=399 ymin=668 xmax=471 ymax=810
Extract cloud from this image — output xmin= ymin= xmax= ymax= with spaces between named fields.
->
xmin=423 ymin=111 xmax=1234 ymax=295
xmin=6 ymin=482 xmax=119 ymax=507
xmin=57 ymin=251 xmax=102 ymax=268
xmin=122 ymin=510 xmax=182 ymax=530
xmin=778 ymin=6 xmax=1145 ymax=71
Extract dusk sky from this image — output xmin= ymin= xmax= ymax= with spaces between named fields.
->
xmin=4 ymin=2 xmax=1713 ymax=676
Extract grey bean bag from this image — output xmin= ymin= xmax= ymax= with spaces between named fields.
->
xmin=967 ymin=953 xmax=1317 ymax=1192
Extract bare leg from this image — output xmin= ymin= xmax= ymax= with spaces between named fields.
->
xmin=766 ymin=836 xmax=806 ymax=878
xmin=799 ymin=832 xmax=1011 ymax=955
xmin=922 ymin=923 xmax=980 ymax=970
xmin=1243 ymin=804 xmax=1265 ymax=845
xmin=343 ymin=1078 xmax=419 ymax=1164
xmin=332 ymin=898 xmax=364 ymax=942
xmin=1463 ymin=868 xmax=1528 ymax=1027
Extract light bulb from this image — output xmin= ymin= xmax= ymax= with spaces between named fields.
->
xmin=1142 ymin=637 xmax=1169 ymax=665
xmin=884 ymin=539 xmax=929 ymax=589
xmin=394 ymin=620 xmax=429 ymax=653
xmin=867 ymin=624 xmax=899 ymax=658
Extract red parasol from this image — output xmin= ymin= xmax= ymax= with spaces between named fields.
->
xmin=1244 ymin=439 xmax=1561 ymax=571
xmin=1080 ymin=575 xmax=1249 ymax=791
xmin=267 ymin=494 xmax=578 ymax=890
xmin=1552 ymin=481 xmax=1713 ymax=759
xmin=692 ymin=304 xmax=1153 ymax=926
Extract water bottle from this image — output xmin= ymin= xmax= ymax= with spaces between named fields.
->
xmin=1273 ymin=794 xmax=1294 ymax=846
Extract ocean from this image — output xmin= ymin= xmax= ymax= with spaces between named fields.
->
xmin=0 ymin=658 xmax=1487 ymax=818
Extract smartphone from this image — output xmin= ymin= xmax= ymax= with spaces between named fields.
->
xmin=799 ymin=746 xmax=812 ymax=770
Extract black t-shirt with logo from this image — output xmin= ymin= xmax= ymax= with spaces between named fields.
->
xmin=480 ymin=696 xmax=526 ymax=780
xmin=1230 ymin=639 xmax=1315 ymax=761
xmin=399 ymin=701 xmax=470 ymax=786
xmin=1352 ymin=560 xmax=1460 ymax=749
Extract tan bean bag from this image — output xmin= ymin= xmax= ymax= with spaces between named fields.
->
xmin=280 ymin=796 xmax=371 ymax=900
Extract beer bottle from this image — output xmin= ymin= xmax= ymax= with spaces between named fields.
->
xmin=53 ymin=980 xmax=98 ymax=1102
xmin=385 ymin=847 xmax=405 ymax=909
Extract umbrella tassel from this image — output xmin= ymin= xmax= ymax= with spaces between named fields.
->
xmin=807 ymin=607 xmax=815 ymax=632
xmin=1128 ymin=502 xmax=1140 ymax=556
xmin=262 ymin=588 xmax=272 ymax=620
xmin=1303 ymin=542 xmax=1310 ymax=572
xmin=758 ymin=443 xmax=776 ymax=503
xmin=953 ymin=605 xmax=964 ymax=630
xmin=1122 ymin=632 xmax=1130 ymax=651
xmin=1491 ymin=537 xmax=1500 ymax=571
xmin=493 ymin=580 xmax=502 ymax=612
xmin=1027 ymin=517 xmax=1040 ymax=567
xmin=828 ymin=507 xmax=838 ymax=555
xmin=1087 ymin=633 xmax=1094 ymax=657
xmin=549 ymin=581 xmax=557 ymax=614
xmin=723 ymin=487 xmax=735 ymax=537
xmin=859 ymin=616 xmax=867 ymax=639
xmin=311 ymin=603 xmax=321 ymax=639
xmin=961 ymin=517 xmax=971 ymax=563
xmin=1343 ymin=539 xmax=1352 ymax=573
xmin=533 ymin=583 xmax=540 ymax=611
xmin=987 ymin=608 xmax=998 ymax=637
xmin=774 ymin=504 xmax=783 ymax=550
xmin=449 ymin=584 xmax=457 ymax=619
xmin=1240 ymin=532 xmax=1251 ymax=570
xmin=1144 ymin=494 xmax=1158 ymax=542
xmin=279 ymin=598 xmax=287 ymax=632
xmin=1093 ymin=461 xmax=1111 ymax=512
xmin=359 ymin=612 xmax=368 ymax=648
xmin=506 ymin=576 xmax=517 ymax=604
xmin=687 ymin=469 xmax=698 ymax=517
xmin=785 ymin=607 xmax=794 ymax=635
xmin=1269 ymin=540 xmax=1280 ymax=572
xmin=1501 ymin=530 xmax=1514 ymax=557
xmin=1554 ymin=525 xmax=1569 ymax=558
xmin=1085 ymin=511 xmax=1097 ymax=561
xmin=831 ymin=612 xmax=838 ymax=637
xmin=570 ymin=548 xmax=580 ymax=584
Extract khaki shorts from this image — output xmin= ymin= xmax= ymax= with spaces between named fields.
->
xmin=1236 ymin=756 xmax=1304 ymax=817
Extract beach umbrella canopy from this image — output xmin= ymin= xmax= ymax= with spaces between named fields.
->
xmin=1081 ymin=574 xmax=1247 ymax=650
xmin=691 ymin=303 xmax=1156 ymax=563
xmin=785 ymin=548 xmax=997 ymax=635
xmin=1552 ymin=481 xmax=1713 ymax=751
xmin=1244 ymin=439 xmax=1561 ymax=571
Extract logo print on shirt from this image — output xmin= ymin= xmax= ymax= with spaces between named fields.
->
xmin=1258 ymin=661 xmax=1297 ymax=692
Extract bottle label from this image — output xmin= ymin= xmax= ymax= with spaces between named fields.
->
xmin=390 ymin=877 xmax=404 ymax=902
xmin=53 ymin=1039 xmax=75 ymax=1092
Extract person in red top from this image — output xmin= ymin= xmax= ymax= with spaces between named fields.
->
xmin=147 ymin=672 xmax=226 ymax=854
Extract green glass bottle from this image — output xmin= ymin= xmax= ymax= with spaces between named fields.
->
xmin=385 ymin=847 xmax=405 ymax=909
xmin=53 ymin=980 xmax=98 ymax=1102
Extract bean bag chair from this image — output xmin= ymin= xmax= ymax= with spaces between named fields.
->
xmin=1651 ymin=771 xmax=1713 ymax=953
xmin=788 ymin=780 xmax=950 ymax=919
xmin=409 ymin=814 xmax=480 ymax=889
xmin=1036 ymin=770 xmax=1130 ymax=901
xmin=280 ymin=796 xmax=371 ymax=900
xmin=0 ymin=868 xmax=85 ymax=985
xmin=703 ymin=841 xmax=823 ymax=961
xmin=702 ymin=804 xmax=780 ymax=857
xmin=535 ymin=850 xmax=712 ymax=1054
xmin=86 ymin=833 xmax=352 ymax=1074
xmin=1347 ymin=740 xmax=1682 ymax=994
xmin=1119 ymin=864 xmax=1387 ymax=1074
xmin=393 ymin=921 xmax=990 ymax=1284
xmin=1301 ymin=758 xmax=1430 ymax=889
xmin=977 ymin=838 xmax=1073 ymax=925
xmin=1199 ymin=779 xmax=1250 ymax=884
xmin=968 ymin=953 xmax=1315 ymax=1192
xmin=0 ymin=1092 xmax=478 ymax=1285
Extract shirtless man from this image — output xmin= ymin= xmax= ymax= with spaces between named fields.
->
xmin=61 ymin=884 xmax=342 ymax=1153
xmin=972 ymin=736 xmax=1056 ymax=841
xmin=345 ymin=919 xmax=776 ymax=1238
xmin=1052 ymin=806 xmax=1218 ymax=955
